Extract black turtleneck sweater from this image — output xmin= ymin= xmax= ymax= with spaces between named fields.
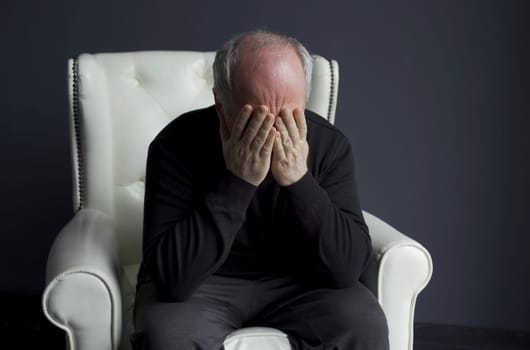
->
xmin=137 ymin=106 xmax=371 ymax=302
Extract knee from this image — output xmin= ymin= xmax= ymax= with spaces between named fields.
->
xmin=139 ymin=308 xmax=195 ymax=350
xmin=327 ymin=286 xmax=389 ymax=349
xmin=353 ymin=298 xmax=389 ymax=348
xmin=139 ymin=317 xmax=224 ymax=350
xmin=141 ymin=328 xmax=206 ymax=350
xmin=135 ymin=303 xmax=227 ymax=350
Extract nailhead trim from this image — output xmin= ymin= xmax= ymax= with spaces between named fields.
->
xmin=72 ymin=58 xmax=85 ymax=211
xmin=70 ymin=57 xmax=335 ymax=209
xmin=327 ymin=59 xmax=335 ymax=123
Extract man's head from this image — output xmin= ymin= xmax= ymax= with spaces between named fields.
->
xmin=213 ymin=30 xmax=313 ymax=131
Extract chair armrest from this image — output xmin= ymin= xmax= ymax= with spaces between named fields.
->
xmin=360 ymin=210 xmax=433 ymax=350
xmin=42 ymin=208 xmax=122 ymax=350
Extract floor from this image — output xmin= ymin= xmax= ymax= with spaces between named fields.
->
xmin=2 ymin=292 xmax=529 ymax=349
xmin=414 ymin=323 xmax=530 ymax=350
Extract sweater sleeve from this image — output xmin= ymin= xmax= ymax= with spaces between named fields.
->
xmin=281 ymin=136 xmax=371 ymax=288
xmin=142 ymin=140 xmax=256 ymax=301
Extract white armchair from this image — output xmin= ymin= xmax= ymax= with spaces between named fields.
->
xmin=42 ymin=51 xmax=433 ymax=350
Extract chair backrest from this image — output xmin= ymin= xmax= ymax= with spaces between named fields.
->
xmin=68 ymin=51 xmax=339 ymax=265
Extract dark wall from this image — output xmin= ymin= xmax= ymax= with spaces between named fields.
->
xmin=3 ymin=0 xmax=529 ymax=333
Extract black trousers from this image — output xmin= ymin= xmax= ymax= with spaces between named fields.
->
xmin=131 ymin=274 xmax=389 ymax=350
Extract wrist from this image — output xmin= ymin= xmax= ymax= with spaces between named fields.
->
xmin=277 ymin=168 xmax=308 ymax=187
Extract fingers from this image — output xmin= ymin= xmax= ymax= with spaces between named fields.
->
xmin=241 ymin=105 xmax=269 ymax=144
xmin=260 ymin=126 xmax=276 ymax=157
xmin=273 ymin=128 xmax=286 ymax=160
xmin=231 ymin=105 xmax=253 ymax=140
xmin=224 ymin=105 xmax=305 ymax=163
xmin=251 ymin=112 xmax=275 ymax=152
xmin=279 ymin=109 xmax=300 ymax=142
xmin=293 ymin=108 xmax=307 ymax=139
xmin=274 ymin=116 xmax=292 ymax=149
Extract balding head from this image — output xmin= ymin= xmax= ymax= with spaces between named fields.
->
xmin=213 ymin=31 xmax=312 ymax=125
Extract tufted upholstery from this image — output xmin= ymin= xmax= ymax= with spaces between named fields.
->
xmin=43 ymin=51 xmax=432 ymax=350
xmin=66 ymin=51 xmax=338 ymax=267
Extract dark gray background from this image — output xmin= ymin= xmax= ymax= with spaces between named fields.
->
xmin=3 ymin=0 xmax=529 ymax=333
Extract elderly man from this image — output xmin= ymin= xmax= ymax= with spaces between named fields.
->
xmin=132 ymin=30 xmax=389 ymax=350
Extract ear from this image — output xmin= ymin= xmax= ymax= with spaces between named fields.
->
xmin=213 ymin=89 xmax=226 ymax=119
xmin=213 ymin=89 xmax=230 ymax=140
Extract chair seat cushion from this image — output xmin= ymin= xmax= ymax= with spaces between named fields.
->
xmin=223 ymin=327 xmax=291 ymax=350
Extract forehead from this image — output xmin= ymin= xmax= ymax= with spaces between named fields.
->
xmin=233 ymin=44 xmax=304 ymax=79
xmin=231 ymin=46 xmax=306 ymax=109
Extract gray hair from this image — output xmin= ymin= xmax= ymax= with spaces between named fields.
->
xmin=213 ymin=30 xmax=313 ymax=109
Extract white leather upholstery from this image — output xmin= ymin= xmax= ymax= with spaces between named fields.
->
xmin=224 ymin=328 xmax=291 ymax=350
xmin=66 ymin=52 xmax=339 ymax=267
xmin=360 ymin=212 xmax=433 ymax=350
xmin=43 ymin=209 xmax=121 ymax=350
xmin=43 ymin=51 xmax=432 ymax=350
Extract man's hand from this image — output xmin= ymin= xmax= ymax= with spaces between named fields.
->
xmin=271 ymin=108 xmax=309 ymax=186
xmin=219 ymin=104 xmax=276 ymax=186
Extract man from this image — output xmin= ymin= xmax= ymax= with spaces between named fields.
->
xmin=132 ymin=30 xmax=389 ymax=350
